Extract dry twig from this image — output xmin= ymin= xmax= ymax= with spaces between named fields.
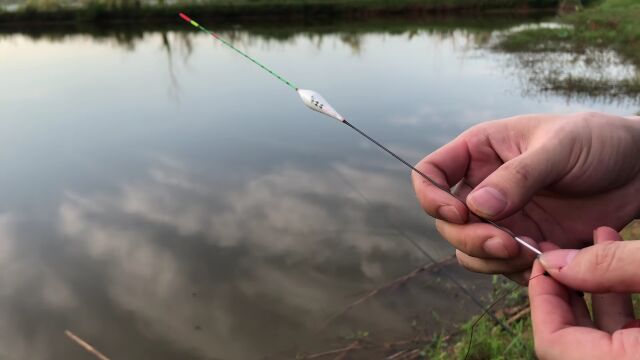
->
xmin=320 ymin=255 xmax=456 ymax=330
xmin=303 ymin=343 xmax=363 ymax=359
xmin=65 ymin=330 xmax=110 ymax=360
xmin=333 ymin=341 xmax=360 ymax=360
xmin=507 ymin=307 xmax=531 ymax=325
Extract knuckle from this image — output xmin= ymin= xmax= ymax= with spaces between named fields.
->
xmin=575 ymin=111 xmax=603 ymax=122
xmin=455 ymin=251 xmax=474 ymax=270
xmin=502 ymin=160 xmax=530 ymax=185
xmin=456 ymin=230 xmax=473 ymax=254
xmin=414 ymin=190 xmax=434 ymax=215
xmin=611 ymin=329 xmax=640 ymax=359
xmin=592 ymin=242 xmax=620 ymax=273
xmin=435 ymin=219 xmax=446 ymax=237
xmin=464 ymin=129 xmax=490 ymax=150
xmin=456 ymin=251 xmax=498 ymax=274
xmin=438 ymin=222 xmax=473 ymax=255
xmin=533 ymin=341 xmax=545 ymax=359
xmin=535 ymin=335 xmax=567 ymax=360
xmin=534 ymin=339 xmax=553 ymax=360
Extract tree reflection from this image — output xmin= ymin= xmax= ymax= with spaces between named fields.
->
xmin=7 ymin=16 xmax=639 ymax=105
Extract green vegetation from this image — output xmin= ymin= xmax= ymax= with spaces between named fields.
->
xmin=426 ymin=314 xmax=534 ymax=360
xmin=499 ymin=0 xmax=640 ymax=63
xmin=424 ymin=280 xmax=534 ymax=360
xmin=299 ymin=221 xmax=640 ymax=359
xmin=496 ymin=0 xmax=640 ymax=98
xmin=621 ymin=220 xmax=640 ymax=240
xmin=427 ymin=220 xmax=640 ymax=359
xmin=0 ymin=0 xmax=559 ymax=25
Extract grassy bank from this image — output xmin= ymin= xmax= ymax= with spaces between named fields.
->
xmin=496 ymin=0 xmax=640 ymax=99
xmin=499 ymin=0 xmax=640 ymax=64
xmin=428 ymin=220 xmax=640 ymax=359
xmin=0 ymin=0 xmax=560 ymax=25
xmin=298 ymin=221 xmax=640 ymax=359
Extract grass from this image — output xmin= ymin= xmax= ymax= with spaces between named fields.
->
xmin=423 ymin=278 xmax=534 ymax=360
xmin=426 ymin=220 xmax=640 ymax=359
xmin=495 ymin=0 xmax=640 ymax=98
xmin=621 ymin=220 xmax=640 ymax=240
xmin=499 ymin=0 xmax=640 ymax=64
xmin=294 ymin=221 xmax=640 ymax=359
xmin=426 ymin=314 xmax=534 ymax=360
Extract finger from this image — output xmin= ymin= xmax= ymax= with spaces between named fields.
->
xmin=528 ymin=261 xmax=599 ymax=359
xmin=451 ymin=181 xmax=487 ymax=224
xmin=539 ymin=236 xmax=640 ymax=293
xmin=529 ymin=260 xmax=581 ymax=338
xmin=465 ymin=144 xmax=565 ymax=220
xmin=543 ymin=326 xmax=640 ymax=360
xmin=538 ymin=241 xmax=592 ymax=328
xmin=413 ymin=137 xmax=470 ymax=224
xmin=591 ymin=227 xmax=635 ymax=333
xmin=592 ymin=293 xmax=635 ymax=333
xmin=455 ymin=247 xmax=535 ymax=274
xmin=541 ymin=328 xmax=620 ymax=360
xmin=435 ymin=220 xmax=520 ymax=259
xmin=538 ymin=241 xmax=560 ymax=252
xmin=570 ymin=291 xmax=594 ymax=328
xmin=530 ymin=261 xmax=638 ymax=360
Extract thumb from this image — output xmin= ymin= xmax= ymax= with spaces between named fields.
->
xmin=466 ymin=147 xmax=562 ymax=219
xmin=539 ymin=233 xmax=640 ymax=293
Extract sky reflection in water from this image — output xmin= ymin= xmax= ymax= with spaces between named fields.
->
xmin=0 ymin=23 xmax=637 ymax=359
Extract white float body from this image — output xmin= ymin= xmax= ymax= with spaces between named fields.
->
xmin=297 ymin=89 xmax=345 ymax=122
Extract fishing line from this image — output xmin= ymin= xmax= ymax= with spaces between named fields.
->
xmin=344 ymin=120 xmax=541 ymax=256
xmin=463 ymin=287 xmax=514 ymax=360
xmin=334 ymin=169 xmax=512 ymax=333
xmin=178 ymin=12 xmax=546 ymax=351
xmin=463 ymin=271 xmax=546 ymax=360
xmin=178 ymin=12 xmax=542 ymax=258
xmin=179 ymin=13 xmax=298 ymax=91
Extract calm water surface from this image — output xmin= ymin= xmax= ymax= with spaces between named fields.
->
xmin=0 ymin=19 xmax=637 ymax=359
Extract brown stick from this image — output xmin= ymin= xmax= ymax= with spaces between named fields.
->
xmin=507 ymin=307 xmax=531 ymax=325
xmin=333 ymin=341 xmax=360 ymax=360
xmin=319 ymin=255 xmax=456 ymax=330
xmin=65 ymin=330 xmax=111 ymax=360
xmin=303 ymin=344 xmax=363 ymax=359
xmin=386 ymin=350 xmax=409 ymax=360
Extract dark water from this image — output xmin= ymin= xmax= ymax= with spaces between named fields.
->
xmin=0 ymin=19 xmax=637 ymax=359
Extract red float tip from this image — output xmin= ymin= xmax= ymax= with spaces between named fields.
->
xmin=179 ymin=13 xmax=192 ymax=23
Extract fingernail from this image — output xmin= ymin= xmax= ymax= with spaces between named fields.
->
xmin=483 ymin=237 xmax=510 ymax=258
xmin=468 ymin=187 xmax=506 ymax=217
xmin=437 ymin=205 xmax=463 ymax=223
xmin=539 ymin=249 xmax=578 ymax=270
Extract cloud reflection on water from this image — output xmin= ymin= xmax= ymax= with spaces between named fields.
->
xmin=51 ymin=157 xmax=450 ymax=358
xmin=3 ymin=16 xmax=638 ymax=359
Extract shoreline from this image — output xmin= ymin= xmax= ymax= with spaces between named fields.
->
xmin=0 ymin=1 xmax=558 ymax=26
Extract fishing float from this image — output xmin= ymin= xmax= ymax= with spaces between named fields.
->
xmin=177 ymin=13 xmax=542 ymax=258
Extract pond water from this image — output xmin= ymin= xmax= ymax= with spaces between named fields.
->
xmin=0 ymin=18 xmax=637 ymax=359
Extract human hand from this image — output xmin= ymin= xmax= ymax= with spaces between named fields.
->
xmin=412 ymin=112 xmax=640 ymax=279
xmin=529 ymin=227 xmax=640 ymax=360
